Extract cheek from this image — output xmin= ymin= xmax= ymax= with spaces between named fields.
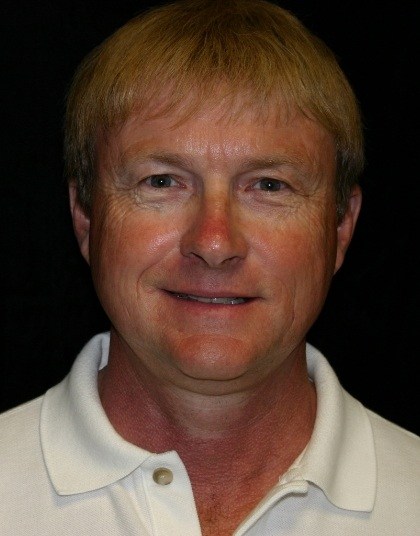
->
xmin=257 ymin=212 xmax=337 ymax=297
xmin=89 ymin=202 xmax=180 ymax=287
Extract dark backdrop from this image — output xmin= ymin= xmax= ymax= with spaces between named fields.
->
xmin=1 ymin=1 xmax=419 ymax=435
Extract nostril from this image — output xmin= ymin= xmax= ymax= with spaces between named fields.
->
xmin=180 ymin=210 xmax=248 ymax=268
xmin=186 ymin=251 xmax=244 ymax=268
xmin=184 ymin=248 xmax=245 ymax=269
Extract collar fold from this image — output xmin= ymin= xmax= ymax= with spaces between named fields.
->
xmin=41 ymin=333 xmax=152 ymax=495
xmin=298 ymin=345 xmax=377 ymax=512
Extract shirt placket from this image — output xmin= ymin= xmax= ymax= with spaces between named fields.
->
xmin=139 ymin=451 xmax=202 ymax=536
xmin=234 ymin=475 xmax=309 ymax=535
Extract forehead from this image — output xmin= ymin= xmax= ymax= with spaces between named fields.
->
xmin=106 ymin=99 xmax=333 ymax=157
xmin=98 ymin=99 xmax=336 ymax=183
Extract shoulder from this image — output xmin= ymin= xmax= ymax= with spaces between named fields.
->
xmin=367 ymin=407 xmax=420 ymax=471
xmin=0 ymin=396 xmax=43 ymax=452
xmin=365 ymin=407 xmax=420 ymax=526
xmin=0 ymin=397 xmax=44 ymax=479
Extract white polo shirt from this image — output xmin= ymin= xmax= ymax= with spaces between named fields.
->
xmin=1 ymin=333 xmax=419 ymax=535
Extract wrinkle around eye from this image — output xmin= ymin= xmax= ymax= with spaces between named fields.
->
xmin=129 ymin=173 xmax=190 ymax=209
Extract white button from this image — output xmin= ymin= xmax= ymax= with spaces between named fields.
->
xmin=153 ymin=467 xmax=173 ymax=485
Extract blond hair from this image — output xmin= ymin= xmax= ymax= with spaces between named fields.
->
xmin=64 ymin=0 xmax=364 ymax=217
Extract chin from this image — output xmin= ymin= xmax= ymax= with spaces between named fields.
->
xmin=168 ymin=334 xmax=273 ymax=384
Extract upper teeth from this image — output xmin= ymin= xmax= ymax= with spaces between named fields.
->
xmin=175 ymin=293 xmax=246 ymax=305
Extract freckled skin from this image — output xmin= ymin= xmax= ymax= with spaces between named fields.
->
xmin=72 ymin=105 xmax=358 ymax=394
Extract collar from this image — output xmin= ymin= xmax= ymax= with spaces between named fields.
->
xmin=41 ymin=334 xmax=377 ymax=510
xmin=293 ymin=344 xmax=377 ymax=512
xmin=41 ymin=333 xmax=153 ymax=495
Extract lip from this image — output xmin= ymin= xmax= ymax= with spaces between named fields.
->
xmin=163 ymin=289 xmax=257 ymax=305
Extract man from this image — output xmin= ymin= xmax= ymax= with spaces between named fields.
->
xmin=1 ymin=0 xmax=418 ymax=534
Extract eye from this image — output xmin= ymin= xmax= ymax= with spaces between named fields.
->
xmin=254 ymin=178 xmax=285 ymax=192
xmin=146 ymin=174 xmax=176 ymax=188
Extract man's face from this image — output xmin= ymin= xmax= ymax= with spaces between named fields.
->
xmin=72 ymin=103 xmax=359 ymax=394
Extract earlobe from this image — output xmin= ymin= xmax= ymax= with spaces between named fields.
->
xmin=334 ymin=185 xmax=362 ymax=273
xmin=69 ymin=181 xmax=91 ymax=264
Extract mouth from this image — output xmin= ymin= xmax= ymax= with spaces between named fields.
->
xmin=168 ymin=292 xmax=249 ymax=305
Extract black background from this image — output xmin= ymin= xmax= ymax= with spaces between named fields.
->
xmin=1 ymin=1 xmax=419 ymax=435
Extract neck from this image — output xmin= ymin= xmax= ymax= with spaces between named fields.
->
xmin=99 ymin=332 xmax=316 ymax=534
xmin=98 ymin=332 xmax=316 ymax=471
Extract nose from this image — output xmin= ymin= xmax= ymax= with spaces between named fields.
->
xmin=180 ymin=194 xmax=248 ymax=268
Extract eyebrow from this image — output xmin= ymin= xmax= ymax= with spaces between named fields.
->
xmin=239 ymin=155 xmax=307 ymax=172
xmin=118 ymin=150 xmax=306 ymax=174
xmin=113 ymin=150 xmax=315 ymax=192
xmin=117 ymin=150 xmax=195 ymax=173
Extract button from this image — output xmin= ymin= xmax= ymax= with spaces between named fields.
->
xmin=153 ymin=468 xmax=173 ymax=485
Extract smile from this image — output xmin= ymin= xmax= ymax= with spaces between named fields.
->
xmin=172 ymin=293 xmax=247 ymax=305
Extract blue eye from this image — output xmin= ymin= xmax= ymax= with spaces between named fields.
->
xmin=148 ymin=175 xmax=175 ymax=188
xmin=256 ymin=178 xmax=283 ymax=191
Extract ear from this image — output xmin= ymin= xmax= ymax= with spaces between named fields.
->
xmin=334 ymin=185 xmax=362 ymax=273
xmin=69 ymin=181 xmax=91 ymax=264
